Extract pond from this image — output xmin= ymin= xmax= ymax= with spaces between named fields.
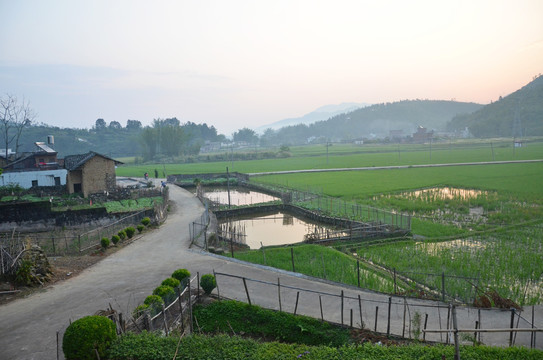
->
xmin=374 ymin=187 xmax=490 ymax=201
xmin=202 ymin=186 xmax=279 ymax=206
xmin=219 ymin=211 xmax=339 ymax=249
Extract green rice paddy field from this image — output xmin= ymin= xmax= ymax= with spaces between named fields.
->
xmin=118 ymin=139 xmax=543 ymax=304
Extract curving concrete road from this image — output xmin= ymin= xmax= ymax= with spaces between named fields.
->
xmin=0 ymin=182 xmax=541 ymax=359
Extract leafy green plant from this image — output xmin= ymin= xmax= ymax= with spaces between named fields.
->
xmin=101 ymin=237 xmax=110 ymax=249
xmin=411 ymin=311 xmax=422 ymax=340
xmin=125 ymin=226 xmax=136 ymax=238
xmin=118 ymin=230 xmax=126 ymax=240
xmin=137 ymin=224 xmax=145 ymax=233
xmin=15 ymin=260 xmax=33 ymax=286
xmin=141 ymin=217 xmax=151 ymax=226
xmin=161 ymin=277 xmax=180 ymax=289
xmin=62 ymin=315 xmax=116 ymax=360
xmin=111 ymin=235 xmax=120 ymax=245
xmin=200 ymin=274 xmax=216 ymax=295
xmin=153 ymin=285 xmax=175 ymax=302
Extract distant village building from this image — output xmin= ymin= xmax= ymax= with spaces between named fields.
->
xmin=389 ymin=130 xmax=404 ymax=141
xmin=412 ymin=126 xmax=434 ymax=143
xmin=64 ymin=151 xmax=123 ymax=197
xmin=0 ymin=142 xmax=66 ymax=188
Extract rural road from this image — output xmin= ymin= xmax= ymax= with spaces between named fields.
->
xmin=247 ymin=159 xmax=543 ymax=176
xmin=0 ymin=181 xmax=541 ymax=359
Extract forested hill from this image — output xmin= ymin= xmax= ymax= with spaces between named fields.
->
xmin=266 ymin=100 xmax=482 ymax=144
xmin=447 ymin=75 xmax=543 ymax=137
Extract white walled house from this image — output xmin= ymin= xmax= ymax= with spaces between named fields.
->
xmin=0 ymin=169 xmax=67 ymax=188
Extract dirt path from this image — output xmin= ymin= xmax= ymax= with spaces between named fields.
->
xmin=1 ymin=183 xmax=541 ymax=359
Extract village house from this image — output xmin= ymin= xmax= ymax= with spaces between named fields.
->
xmin=0 ymin=142 xmax=67 ymax=188
xmin=64 ymin=151 xmax=123 ymax=197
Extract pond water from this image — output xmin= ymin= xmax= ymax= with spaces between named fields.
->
xmin=375 ymin=187 xmax=489 ymax=201
xmin=219 ymin=211 xmax=337 ymax=249
xmin=202 ymin=187 xmax=279 ymax=206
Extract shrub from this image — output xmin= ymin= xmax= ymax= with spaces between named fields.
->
xmin=118 ymin=230 xmax=126 ymax=240
xmin=171 ymin=269 xmax=191 ymax=288
xmin=161 ymin=277 xmax=180 ymax=289
xmin=111 ymin=235 xmax=120 ymax=245
xmin=144 ymin=295 xmax=164 ymax=308
xmin=200 ymin=274 xmax=216 ymax=295
xmin=125 ymin=226 xmax=136 ymax=238
xmin=132 ymin=304 xmax=148 ymax=319
xmin=101 ymin=237 xmax=110 ymax=249
xmin=141 ymin=217 xmax=151 ymax=226
xmin=153 ymin=285 xmax=175 ymax=301
xmin=137 ymin=224 xmax=145 ymax=233
xmin=62 ymin=315 xmax=116 ymax=360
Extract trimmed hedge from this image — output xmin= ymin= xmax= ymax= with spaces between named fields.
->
xmin=171 ymin=268 xmax=191 ymax=287
xmin=200 ymin=274 xmax=216 ymax=295
xmin=161 ymin=277 xmax=180 ymax=289
xmin=111 ymin=234 xmax=120 ymax=245
xmin=125 ymin=226 xmax=136 ymax=238
xmin=63 ymin=315 xmax=117 ymax=360
xmin=152 ymin=285 xmax=175 ymax=301
xmin=100 ymin=237 xmax=110 ymax=249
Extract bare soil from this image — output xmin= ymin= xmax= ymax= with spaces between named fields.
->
xmin=0 ymin=242 xmax=126 ymax=305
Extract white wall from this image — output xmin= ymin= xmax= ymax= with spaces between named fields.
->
xmin=0 ymin=169 xmax=67 ymax=188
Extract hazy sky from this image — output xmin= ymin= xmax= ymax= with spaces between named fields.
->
xmin=1 ymin=0 xmax=542 ymax=135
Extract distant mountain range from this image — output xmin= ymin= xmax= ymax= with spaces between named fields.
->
xmin=447 ymin=75 xmax=543 ymax=137
xmin=255 ymin=102 xmax=370 ymax=133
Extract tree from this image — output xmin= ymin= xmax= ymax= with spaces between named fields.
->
xmin=126 ymin=119 xmax=142 ymax=130
xmin=0 ymin=94 xmax=36 ymax=160
xmin=233 ymin=127 xmax=258 ymax=144
xmin=108 ymin=120 xmax=122 ymax=129
xmin=94 ymin=118 xmax=106 ymax=130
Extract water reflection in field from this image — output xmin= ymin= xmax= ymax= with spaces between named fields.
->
xmin=221 ymin=212 xmax=331 ymax=249
xmin=203 ymin=187 xmax=279 ymax=206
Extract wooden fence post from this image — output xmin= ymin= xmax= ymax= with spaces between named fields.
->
xmin=341 ymin=291 xmax=344 ymax=326
xmin=277 ymin=278 xmax=282 ymax=311
xmin=374 ymin=306 xmax=379 ymax=332
xmin=509 ymin=308 xmax=516 ymax=347
xmin=442 ymin=272 xmax=446 ymax=302
xmin=387 ymin=296 xmax=392 ymax=336
xmin=452 ymin=305 xmax=460 ymax=360
xmin=213 ymin=269 xmax=220 ymax=301
xmin=357 ymin=260 xmax=360 ymax=287
xmin=242 ymin=277 xmax=251 ymax=305
xmin=319 ymin=295 xmax=324 ymax=322
xmin=358 ymin=295 xmax=364 ymax=329
xmin=423 ymin=313 xmax=428 ymax=341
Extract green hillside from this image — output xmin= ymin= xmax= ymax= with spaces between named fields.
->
xmin=267 ymin=100 xmax=483 ymax=144
xmin=447 ymin=75 xmax=543 ymax=137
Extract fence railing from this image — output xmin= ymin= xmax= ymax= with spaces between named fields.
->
xmin=130 ymin=274 xmax=200 ymax=335
xmin=2 ymin=189 xmax=169 ymax=256
xmin=244 ymin=181 xmax=411 ymax=232
xmin=212 ymin=271 xmax=542 ymax=350
xmin=189 ymin=206 xmax=210 ymax=249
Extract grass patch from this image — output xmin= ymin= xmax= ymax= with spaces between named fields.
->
xmin=193 ymin=300 xmax=350 ymax=347
xmin=231 ymin=244 xmax=395 ymax=294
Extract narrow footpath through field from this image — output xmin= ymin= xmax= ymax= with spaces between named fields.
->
xmin=0 ymin=181 xmax=541 ymax=359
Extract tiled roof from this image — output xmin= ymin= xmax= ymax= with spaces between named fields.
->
xmin=63 ymin=151 xmax=123 ymax=171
